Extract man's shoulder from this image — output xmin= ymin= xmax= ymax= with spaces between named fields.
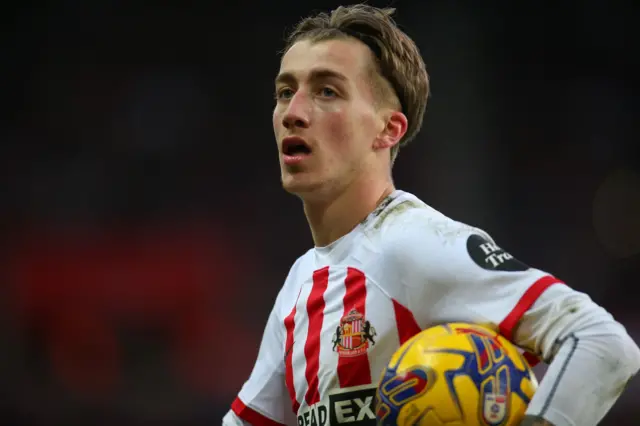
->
xmin=272 ymin=249 xmax=314 ymax=306
xmin=285 ymin=248 xmax=314 ymax=280
xmin=373 ymin=194 xmax=484 ymax=254
xmin=376 ymin=197 xmax=534 ymax=281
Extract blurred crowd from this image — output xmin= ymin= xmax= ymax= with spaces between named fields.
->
xmin=2 ymin=1 xmax=638 ymax=425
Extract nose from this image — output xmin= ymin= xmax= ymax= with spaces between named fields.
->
xmin=282 ymin=92 xmax=310 ymax=129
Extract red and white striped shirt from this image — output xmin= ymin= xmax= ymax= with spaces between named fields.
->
xmin=223 ymin=190 xmax=622 ymax=426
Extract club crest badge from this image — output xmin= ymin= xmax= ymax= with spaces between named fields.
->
xmin=332 ymin=307 xmax=376 ymax=357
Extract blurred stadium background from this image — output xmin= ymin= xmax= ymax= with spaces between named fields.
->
xmin=2 ymin=1 xmax=638 ymax=425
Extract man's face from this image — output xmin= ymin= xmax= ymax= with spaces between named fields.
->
xmin=273 ymin=38 xmax=385 ymax=198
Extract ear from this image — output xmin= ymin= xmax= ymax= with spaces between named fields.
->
xmin=373 ymin=111 xmax=408 ymax=151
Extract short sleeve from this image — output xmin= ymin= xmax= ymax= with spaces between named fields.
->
xmin=384 ymin=210 xmax=564 ymax=345
xmin=229 ymin=293 xmax=289 ymax=426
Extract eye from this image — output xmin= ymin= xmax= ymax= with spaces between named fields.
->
xmin=319 ymin=87 xmax=337 ymax=98
xmin=276 ymin=87 xmax=294 ymax=100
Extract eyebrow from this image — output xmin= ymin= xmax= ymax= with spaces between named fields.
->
xmin=275 ymin=68 xmax=348 ymax=86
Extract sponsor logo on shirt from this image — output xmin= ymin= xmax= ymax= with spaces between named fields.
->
xmin=332 ymin=308 xmax=376 ymax=357
xmin=297 ymin=385 xmax=377 ymax=426
xmin=466 ymin=234 xmax=530 ymax=272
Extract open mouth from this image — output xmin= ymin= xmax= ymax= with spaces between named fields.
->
xmin=282 ymin=137 xmax=312 ymax=156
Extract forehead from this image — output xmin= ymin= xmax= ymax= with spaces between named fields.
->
xmin=278 ymin=38 xmax=374 ymax=82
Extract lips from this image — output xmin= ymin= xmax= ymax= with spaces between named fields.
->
xmin=281 ymin=136 xmax=312 ymax=166
xmin=282 ymin=136 xmax=312 ymax=156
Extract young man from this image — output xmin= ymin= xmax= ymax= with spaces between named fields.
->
xmin=223 ymin=5 xmax=640 ymax=426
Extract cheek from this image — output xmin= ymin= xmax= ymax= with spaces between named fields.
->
xmin=323 ymin=112 xmax=357 ymax=154
xmin=272 ymin=109 xmax=281 ymax=134
xmin=358 ymin=109 xmax=381 ymax=140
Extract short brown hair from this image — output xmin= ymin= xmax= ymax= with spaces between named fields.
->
xmin=283 ymin=4 xmax=430 ymax=163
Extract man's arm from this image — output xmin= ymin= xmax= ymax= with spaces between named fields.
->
xmin=512 ymin=283 xmax=640 ymax=426
xmin=383 ymin=214 xmax=640 ymax=426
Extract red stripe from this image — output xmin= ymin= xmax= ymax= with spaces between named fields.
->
xmin=303 ymin=266 xmax=329 ymax=406
xmin=392 ymin=299 xmax=421 ymax=344
xmin=231 ymin=397 xmax=285 ymax=426
xmin=284 ymin=301 xmax=300 ymax=414
xmin=499 ymin=275 xmax=564 ymax=340
xmin=337 ymin=268 xmax=372 ymax=387
xmin=499 ymin=275 xmax=564 ymax=367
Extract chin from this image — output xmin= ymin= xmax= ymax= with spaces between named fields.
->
xmin=281 ymin=173 xmax=325 ymax=199
xmin=281 ymin=177 xmax=314 ymax=195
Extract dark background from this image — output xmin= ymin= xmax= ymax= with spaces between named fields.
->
xmin=2 ymin=1 xmax=639 ymax=425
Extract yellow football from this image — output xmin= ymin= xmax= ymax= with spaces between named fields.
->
xmin=376 ymin=323 xmax=538 ymax=425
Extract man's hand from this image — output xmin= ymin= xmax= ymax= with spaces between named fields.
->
xmin=520 ymin=416 xmax=555 ymax=426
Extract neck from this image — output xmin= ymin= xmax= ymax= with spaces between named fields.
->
xmin=303 ymin=174 xmax=395 ymax=247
